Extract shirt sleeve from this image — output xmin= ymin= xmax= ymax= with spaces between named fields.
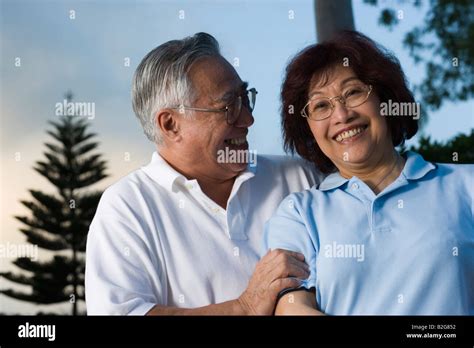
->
xmin=85 ymin=190 xmax=164 ymax=315
xmin=262 ymin=193 xmax=318 ymax=291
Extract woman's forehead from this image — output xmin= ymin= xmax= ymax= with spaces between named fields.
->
xmin=308 ymin=66 xmax=360 ymax=96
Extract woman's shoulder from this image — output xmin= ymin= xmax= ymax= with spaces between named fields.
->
xmin=280 ymin=185 xmax=325 ymax=211
xmin=435 ymin=161 xmax=473 ymax=173
xmin=409 ymin=154 xmax=473 ymax=200
xmin=405 ymin=151 xmax=472 ymax=183
xmin=431 ymin=160 xmax=473 ymax=185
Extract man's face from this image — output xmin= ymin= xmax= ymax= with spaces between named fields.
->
xmin=174 ymin=56 xmax=254 ymax=181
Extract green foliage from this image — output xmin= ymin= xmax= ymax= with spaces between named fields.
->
xmin=0 ymin=96 xmax=107 ymax=315
xmin=378 ymin=8 xmax=399 ymax=29
xmin=364 ymin=0 xmax=474 ymax=111
xmin=407 ymin=129 xmax=474 ymax=163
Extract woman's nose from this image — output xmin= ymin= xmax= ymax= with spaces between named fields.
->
xmin=331 ymin=99 xmax=353 ymax=124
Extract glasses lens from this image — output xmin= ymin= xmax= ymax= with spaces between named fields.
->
xmin=248 ymin=88 xmax=257 ymax=112
xmin=226 ymin=97 xmax=241 ymax=124
xmin=307 ymin=98 xmax=332 ymax=120
xmin=241 ymin=89 xmax=256 ymax=112
xmin=344 ymin=85 xmax=370 ymax=108
xmin=227 ymin=88 xmax=257 ymax=124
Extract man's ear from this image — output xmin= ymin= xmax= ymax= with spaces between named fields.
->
xmin=156 ymin=109 xmax=181 ymax=142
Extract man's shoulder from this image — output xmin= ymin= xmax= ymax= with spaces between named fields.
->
xmin=256 ymin=154 xmax=321 ymax=179
xmin=99 ymin=167 xmax=156 ymax=207
xmin=256 ymin=154 xmax=315 ymax=172
xmin=253 ymin=154 xmax=323 ymax=190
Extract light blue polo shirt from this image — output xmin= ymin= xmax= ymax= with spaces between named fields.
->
xmin=263 ymin=151 xmax=474 ymax=315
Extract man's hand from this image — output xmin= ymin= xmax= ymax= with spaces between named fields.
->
xmin=146 ymin=249 xmax=309 ymax=316
xmin=237 ymin=249 xmax=310 ymax=315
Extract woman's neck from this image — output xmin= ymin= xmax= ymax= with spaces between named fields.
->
xmin=338 ymin=150 xmax=405 ymax=195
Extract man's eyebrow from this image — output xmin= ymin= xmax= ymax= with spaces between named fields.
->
xmin=214 ymin=81 xmax=249 ymax=103
xmin=308 ymin=77 xmax=360 ymax=98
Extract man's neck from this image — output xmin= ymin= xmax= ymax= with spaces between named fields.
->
xmin=197 ymin=177 xmax=235 ymax=209
xmin=159 ymin=148 xmax=236 ymax=209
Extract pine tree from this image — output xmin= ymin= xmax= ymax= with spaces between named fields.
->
xmin=0 ymin=93 xmax=107 ymax=315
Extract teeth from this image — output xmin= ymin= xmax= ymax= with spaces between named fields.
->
xmin=335 ymin=127 xmax=365 ymax=142
xmin=227 ymin=137 xmax=246 ymax=145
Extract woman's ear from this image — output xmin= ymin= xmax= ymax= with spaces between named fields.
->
xmin=156 ymin=109 xmax=181 ymax=143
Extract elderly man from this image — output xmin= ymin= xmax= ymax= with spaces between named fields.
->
xmin=85 ymin=32 xmax=321 ymax=315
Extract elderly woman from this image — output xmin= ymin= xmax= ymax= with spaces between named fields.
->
xmin=263 ymin=31 xmax=473 ymax=315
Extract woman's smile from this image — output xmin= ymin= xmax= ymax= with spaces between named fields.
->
xmin=333 ymin=124 xmax=369 ymax=144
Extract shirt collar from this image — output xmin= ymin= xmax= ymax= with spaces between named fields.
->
xmin=318 ymin=171 xmax=348 ymax=191
xmin=141 ymin=151 xmax=257 ymax=192
xmin=318 ymin=151 xmax=436 ymax=192
xmin=401 ymin=151 xmax=437 ymax=180
xmin=141 ymin=152 xmax=185 ymax=192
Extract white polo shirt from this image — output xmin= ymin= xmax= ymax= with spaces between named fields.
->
xmin=85 ymin=152 xmax=321 ymax=315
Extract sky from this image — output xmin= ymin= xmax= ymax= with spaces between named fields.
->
xmin=1 ymin=0 xmax=473 ymax=314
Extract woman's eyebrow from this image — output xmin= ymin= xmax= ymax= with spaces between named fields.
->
xmin=340 ymin=77 xmax=361 ymax=86
xmin=308 ymin=77 xmax=361 ymax=98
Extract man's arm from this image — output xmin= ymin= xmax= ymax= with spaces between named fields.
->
xmin=146 ymin=300 xmax=244 ymax=315
xmin=146 ymin=249 xmax=310 ymax=315
xmin=275 ymin=289 xmax=324 ymax=315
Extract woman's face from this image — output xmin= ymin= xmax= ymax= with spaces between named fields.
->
xmin=305 ymin=66 xmax=393 ymax=171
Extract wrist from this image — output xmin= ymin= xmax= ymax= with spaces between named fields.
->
xmin=235 ymin=294 xmax=253 ymax=315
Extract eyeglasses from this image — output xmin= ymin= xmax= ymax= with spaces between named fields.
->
xmin=172 ymin=88 xmax=258 ymax=125
xmin=301 ymin=84 xmax=372 ymax=121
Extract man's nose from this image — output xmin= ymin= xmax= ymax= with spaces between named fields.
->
xmin=234 ymin=105 xmax=254 ymax=128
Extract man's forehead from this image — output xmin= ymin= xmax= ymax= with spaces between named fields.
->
xmin=190 ymin=56 xmax=243 ymax=98
xmin=190 ymin=56 xmax=236 ymax=78
xmin=215 ymin=80 xmax=247 ymax=100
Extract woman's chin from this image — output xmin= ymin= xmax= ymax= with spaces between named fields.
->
xmin=332 ymin=147 xmax=372 ymax=166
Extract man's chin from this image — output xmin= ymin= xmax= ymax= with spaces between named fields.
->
xmin=213 ymin=161 xmax=248 ymax=177
xmin=216 ymin=147 xmax=253 ymax=174
xmin=227 ymin=162 xmax=249 ymax=173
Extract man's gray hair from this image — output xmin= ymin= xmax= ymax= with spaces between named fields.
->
xmin=132 ymin=32 xmax=220 ymax=143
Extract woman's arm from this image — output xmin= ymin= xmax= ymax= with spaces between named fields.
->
xmin=275 ymin=289 xmax=324 ymax=315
